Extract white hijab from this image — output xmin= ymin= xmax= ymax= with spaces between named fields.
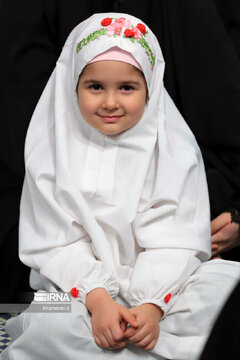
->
xmin=20 ymin=13 xmax=211 ymax=310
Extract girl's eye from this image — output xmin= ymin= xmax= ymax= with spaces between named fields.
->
xmin=90 ymin=84 xmax=102 ymax=91
xmin=121 ymin=85 xmax=134 ymax=91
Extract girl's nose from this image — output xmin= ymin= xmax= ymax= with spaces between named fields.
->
xmin=102 ymin=91 xmax=119 ymax=110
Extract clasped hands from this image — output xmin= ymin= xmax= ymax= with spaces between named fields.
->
xmin=86 ymin=288 xmax=163 ymax=351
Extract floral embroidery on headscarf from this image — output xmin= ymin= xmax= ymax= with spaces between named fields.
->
xmin=101 ymin=17 xmax=112 ymax=26
xmin=76 ymin=17 xmax=155 ymax=67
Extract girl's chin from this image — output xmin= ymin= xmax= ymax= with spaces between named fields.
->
xmin=97 ymin=124 xmax=126 ymax=136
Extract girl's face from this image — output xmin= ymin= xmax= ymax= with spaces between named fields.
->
xmin=77 ymin=60 xmax=147 ymax=136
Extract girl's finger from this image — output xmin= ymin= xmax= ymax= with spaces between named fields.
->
xmin=124 ymin=319 xmax=144 ymax=339
xmin=105 ymin=328 xmax=118 ymax=348
xmin=120 ymin=320 xmax=127 ymax=331
xmin=128 ymin=326 xmax=150 ymax=344
xmin=109 ymin=327 xmax=126 ymax=348
xmin=135 ymin=333 xmax=153 ymax=348
xmin=121 ymin=307 xmax=138 ymax=328
xmin=144 ymin=339 xmax=157 ymax=350
xmin=124 ymin=326 xmax=139 ymax=339
xmin=94 ymin=335 xmax=101 ymax=347
xmin=120 ymin=307 xmax=138 ymax=328
xmin=97 ymin=333 xmax=112 ymax=349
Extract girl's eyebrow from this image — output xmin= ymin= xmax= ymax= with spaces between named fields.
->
xmin=82 ymin=79 xmax=100 ymax=84
xmin=118 ymin=81 xmax=141 ymax=85
xmin=82 ymin=79 xmax=140 ymax=84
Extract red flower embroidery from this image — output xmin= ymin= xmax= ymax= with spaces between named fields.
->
xmin=71 ymin=287 xmax=79 ymax=298
xmin=124 ymin=29 xmax=135 ymax=37
xmin=164 ymin=293 xmax=171 ymax=304
xmin=136 ymin=23 xmax=146 ymax=34
xmin=101 ymin=18 xmax=112 ymax=26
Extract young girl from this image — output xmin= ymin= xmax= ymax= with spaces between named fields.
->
xmin=2 ymin=13 xmax=240 ymax=360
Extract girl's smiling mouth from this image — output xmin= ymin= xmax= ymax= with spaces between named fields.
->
xmin=99 ymin=115 xmax=123 ymax=123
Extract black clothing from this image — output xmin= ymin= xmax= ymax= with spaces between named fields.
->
xmin=0 ymin=0 xmax=240 ymax=302
xmin=214 ymin=0 xmax=240 ymax=60
xmin=156 ymin=1 xmax=240 ymax=222
xmin=154 ymin=1 xmax=240 ymax=261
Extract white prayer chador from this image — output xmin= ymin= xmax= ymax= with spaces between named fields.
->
xmin=2 ymin=13 xmax=240 ymax=360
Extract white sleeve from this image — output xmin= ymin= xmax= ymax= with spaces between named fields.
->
xmin=127 ymin=129 xmax=211 ymax=316
xmin=127 ymin=248 xmax=200 ymax=316
xmin=19 ymin=170 xmax=119 ymax=304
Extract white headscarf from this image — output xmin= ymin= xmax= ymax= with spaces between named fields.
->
xmin=20 ymin=13 xmax=211 ymax=313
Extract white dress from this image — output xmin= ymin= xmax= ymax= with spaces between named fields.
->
xmin=1 ymin=12 xmax=239 ymax=360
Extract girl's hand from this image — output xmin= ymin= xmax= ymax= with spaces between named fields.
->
xmin=86 ymin=288 xmax=138 ymax=350
xmin=124 ymin=303 xmax=163 ymax=350
xmin=211 ymin=212 xmax=240 ymax=258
